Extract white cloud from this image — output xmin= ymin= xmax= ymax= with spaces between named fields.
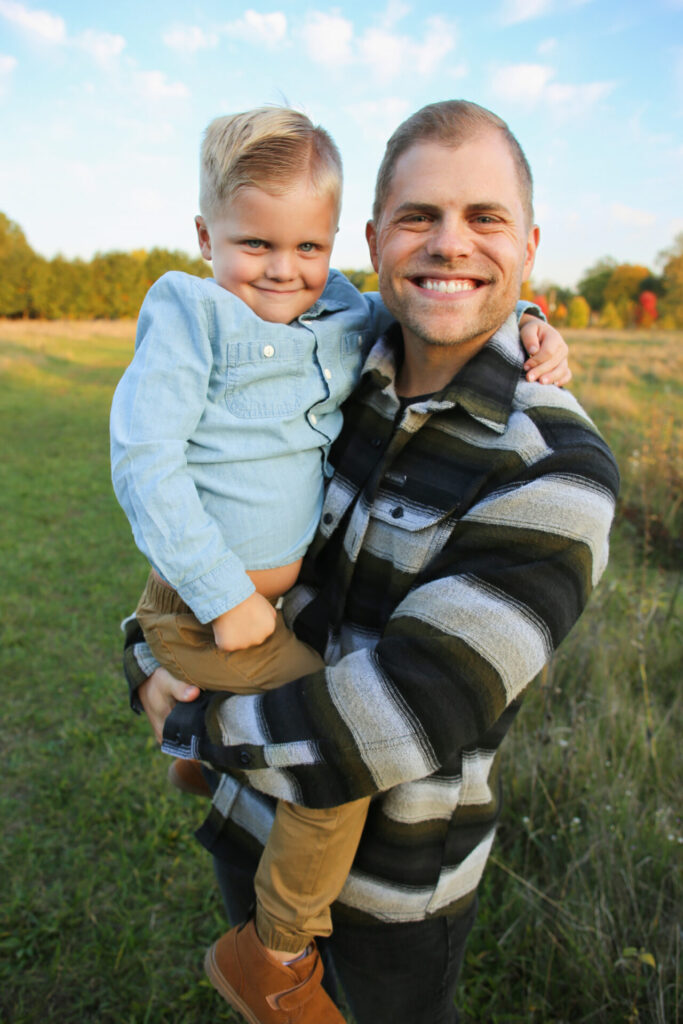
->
xmin=301 ymin=12 xmax=353 ymax=66
xmin=491 ymin=63 xmax=553 ymax=103
xmin=305 ymin=12 xmax=457 ymax=82
xmin=413 ymin=16 xmax=457 ymax=76
xmin=500 ymin=0 xmax=553 ymax=25
xmin=546 ymin=80 xmax=614 ymax=107
xmin=224 ymin=10 xmax=287 ymax=48
xmin=0 ymin=0 xmax=65 ymax=43
xmin=382 ymin=0 xmax=411 ymax=28
xmin=538 ymin=37 xmax=557 ymax=55
xmin=345 ymin=96 xmax=411 ymax=139
xmin=163 ymin=25 xmax=219 ymax=53
xmin=491 ymin=63 xmax=614 ymax=111
xmin=0 ymin=53 xmax=17 ymax=95
xmin=611 ymin=203 xmax=656 ymax=228
xmin=134 ymin=70 xmax=189 ymax=100
xmin=73 ymin=29 xmax=125 ymax=65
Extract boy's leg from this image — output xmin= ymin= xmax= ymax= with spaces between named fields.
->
xmin=135 ymin=571 xmax=324 ymax=694
xmin=254 ymin=795 xmax=371 ymax=952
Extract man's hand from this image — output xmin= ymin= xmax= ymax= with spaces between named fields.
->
xmin=139 ymin=666 xmax=200 ymax=743
xmin=519 ymin=315 xmax=572 ymax=387
xmin=211 ymin=591 xmax=277 ymax=652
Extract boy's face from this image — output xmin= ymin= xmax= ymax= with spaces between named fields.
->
xmin=195 ymin=182 xmax=338 ymax=323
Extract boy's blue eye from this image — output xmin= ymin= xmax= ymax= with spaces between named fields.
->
xmin=299 ymin=242 xmax=315 ymax=252
xmin=244 ymin=239 xmax=265 ymax=248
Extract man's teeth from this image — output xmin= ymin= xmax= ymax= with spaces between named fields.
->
xmin=420 ymin=279 xmax=477 ymax=293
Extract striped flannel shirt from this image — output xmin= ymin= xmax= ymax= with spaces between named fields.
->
xmin=154 ymin=311 xmax=619 ymax=926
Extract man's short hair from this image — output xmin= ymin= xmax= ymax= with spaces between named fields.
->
xmin=372 ymin=99 xmax=534 ymax=227
xmin=199 ymin=107 xmax=343 ymax=224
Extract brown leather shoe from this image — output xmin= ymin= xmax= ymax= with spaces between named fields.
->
xmin=167 ymin=758 xmax=211 ymax=797
xmin=204 ymin=919 xmax=345 ymax=1023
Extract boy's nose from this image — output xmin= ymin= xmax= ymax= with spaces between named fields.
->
xmin=264 ymin=252 xmax=297 ymax=281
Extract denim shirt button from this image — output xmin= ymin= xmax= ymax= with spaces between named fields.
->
xmin=391 ymin=506 xmax=404 ymax=519
xmin=323 ymin=512 xmax=333 ymax=525
xmin=263 ymin=345 xmax=275 ymax=358
xmin=238 ymin=750 xmax=252 ymax=766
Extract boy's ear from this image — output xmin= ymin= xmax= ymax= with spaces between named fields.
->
xmin=195 ymin=216 xmax=212 ymax=261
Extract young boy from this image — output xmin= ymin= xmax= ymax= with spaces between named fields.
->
xmin=110 ymin=107 xmax=569 ymax=1024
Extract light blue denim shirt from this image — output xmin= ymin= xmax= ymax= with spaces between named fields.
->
xmin=110 ymin=270 xmax=390 ymax=623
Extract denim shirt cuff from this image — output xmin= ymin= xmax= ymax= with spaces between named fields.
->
xmin=515 ymin=299 xmax=547 ymax=323
xmin=177 ymin=552 xmax=256 ymax=624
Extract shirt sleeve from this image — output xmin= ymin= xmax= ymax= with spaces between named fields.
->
xmin=161 ymin=428 xmax=618 ymax=807
xmin=110 ymin=273 xmax=255 ymax=623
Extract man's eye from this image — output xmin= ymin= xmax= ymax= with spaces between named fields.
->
xmin=474 ymin=215 xmax=499 ymax=225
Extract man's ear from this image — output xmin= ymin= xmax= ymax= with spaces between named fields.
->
xmin=522 ymin=224 xmax=540 ymax=282
xmin=365 ymin=220 xmax=379 ymax=272
xmin=195 ymin=216 xmax=212 ymax=261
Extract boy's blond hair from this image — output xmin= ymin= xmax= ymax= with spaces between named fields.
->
xmin=199 ymin=107 xmax=343 ymax=224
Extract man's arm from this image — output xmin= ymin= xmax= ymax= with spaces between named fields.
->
xmin=160 ymin=401 xmax=618 ymax=807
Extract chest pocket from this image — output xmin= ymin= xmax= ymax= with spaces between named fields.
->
xmin=225 ymin=340 xmax=305 ymax=419
xmin=366 ymin=493 xmax=459 ymax=576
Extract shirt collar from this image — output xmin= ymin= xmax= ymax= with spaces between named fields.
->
xmin=361 ymin=313 xmax=524 ymax=434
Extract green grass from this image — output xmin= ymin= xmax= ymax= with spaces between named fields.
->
xmin=1 ymin=322 xmax=680 ymax=1023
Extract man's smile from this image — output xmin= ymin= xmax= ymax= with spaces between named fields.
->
xmin=413 ymin=276 xmax=484 ymax=294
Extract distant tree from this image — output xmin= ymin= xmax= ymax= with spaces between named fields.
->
xmin=567 ymin=295 xmax=590 ymax=329
xmin=0 ymin=212 xmax=39 ymax=317
xmin=143 ymin=247 xmax=212 ymax=288
xmin=531 ymin=294 xmax=549 ymax=317
xmin=636 ymin=291 xmax=658 ymax=327
xmin=577 ymin=257 xmax=617 ymax=313
xmin=603 ymin=264 xmax=651 ymax=308
xmin=599 ymin=301 xmax=623 ymax=329
xmin=658 ymin=232 xmax=683 ymax=328
xmin=341 ymin=269 xmax=378 ymax=293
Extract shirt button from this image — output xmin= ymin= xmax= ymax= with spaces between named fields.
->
xmin=323 ymin=512 xmax=333 ymax=524
xmin=391 ymin=506 xmax=404 ymax=519
xmin=323 ymin=368 xmax=332 ymax=380
xmin=239 ymin=751 xmax=252 ymax=766
xmin=310 ymin=413 xmax=318 ymax=425
xmin=263 ymin=345 xmax=275 ymax=358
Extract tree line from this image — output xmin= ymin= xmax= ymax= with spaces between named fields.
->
xmin=1 ymin=211 xmax=682 ymax=327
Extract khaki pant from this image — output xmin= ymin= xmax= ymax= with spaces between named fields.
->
xmin=137 ymin=572 xmax=369 ymax=952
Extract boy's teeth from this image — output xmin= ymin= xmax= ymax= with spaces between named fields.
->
xmin=421 ymin=278 xmax=476 ymax=293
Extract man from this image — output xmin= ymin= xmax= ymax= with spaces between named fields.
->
xmin=130 ymin=100 xmax=618 ymax=1022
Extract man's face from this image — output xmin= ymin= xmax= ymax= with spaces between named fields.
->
xmin=366 ymin=133 xmax=539 ymax=362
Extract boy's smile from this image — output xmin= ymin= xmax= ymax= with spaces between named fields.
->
xmin=195 ymin=183 xmax=338 ymax=324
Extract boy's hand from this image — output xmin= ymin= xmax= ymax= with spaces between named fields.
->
xmin=212 ymin=592 xmax=277 ymax=652
xmin=520 ymin=315 xmax=572 ymax=387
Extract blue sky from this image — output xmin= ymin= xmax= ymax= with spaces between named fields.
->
xmin=1 ymin=0 xmax=681 ymax=288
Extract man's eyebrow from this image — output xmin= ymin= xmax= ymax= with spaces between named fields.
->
xmin=466 ymin=201 xmax=513 ymax=217
xmin=391 ymin=201 xmax=440 ymax=218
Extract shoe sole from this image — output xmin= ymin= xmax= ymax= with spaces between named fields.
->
xmin=204 ymin=942 xmax=263 ymax=1024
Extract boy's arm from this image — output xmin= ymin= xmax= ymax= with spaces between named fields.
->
xmin=110 ymin=273 xmax=256 ymax=626
xmin=515 ymin=300 xmax=570 ymax=387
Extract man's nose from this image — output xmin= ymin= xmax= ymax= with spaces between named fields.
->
xmin=264 ymin=251 xmax=296 ymax=280
xmin=426 ymin=216 xmax=474 ymax=261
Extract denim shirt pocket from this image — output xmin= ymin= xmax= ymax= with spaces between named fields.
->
xmin=225 ymin=338 xmax=305 ymax=419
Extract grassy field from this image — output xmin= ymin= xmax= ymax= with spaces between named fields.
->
xmin=1 ymin=320 xmax=680 ymax=1023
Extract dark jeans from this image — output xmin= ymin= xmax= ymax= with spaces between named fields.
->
xmin=212 ymin=837 xmax=477 ymax=1024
